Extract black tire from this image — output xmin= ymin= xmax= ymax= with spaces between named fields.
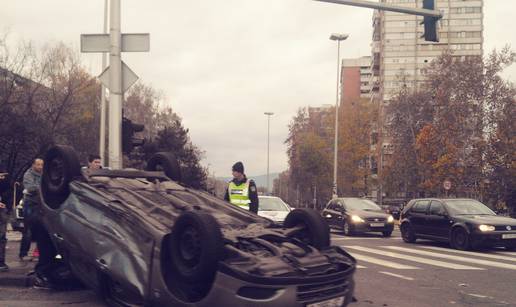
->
xmin=41 ymin=145 xmax=81 ymax=209
xmin=401 ymin=223 xmax=416 ymax=243
xmin=284 ymin=209 xmax=330 ymax=249
xmin=168 ymin=211 xmax=224 ymax=284
xmin=382 ymin=231 xmax=393 ymax=237
xmin=343 ymin=221 xmax=354 ymax=236
xmin=146 ymin=152 xmax=181 ymax=182
xmin=451 ymin=228 xmax=470 ymax=251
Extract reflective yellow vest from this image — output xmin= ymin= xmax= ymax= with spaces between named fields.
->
xmin=228 ymin=180 xmax=250 ymax=210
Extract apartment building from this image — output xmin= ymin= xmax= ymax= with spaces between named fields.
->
xmin=369 ymin=0 xmax=484 ymax=203
xmin=341 ymin=56 xmax=373 ymax=106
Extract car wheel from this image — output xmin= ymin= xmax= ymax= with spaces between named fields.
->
xmin=400 ymin=223 xmax=416 ymax=243
xmin=146 ymin=152 xmax=181 ymax=182
xmin=41 ymin=145 xmax=81 ymax=209
xmin=451 ymin=228 xmax=471 ymax=251
xmin=382 ymin=231 xmax=393 ymax=237
xmin=343 ymin=221 xmax=354 ymax=236
xmin=284 ymin=208 xmax=330 ymax=249
xmin=168 ymin=211 xmax=224 ymax=284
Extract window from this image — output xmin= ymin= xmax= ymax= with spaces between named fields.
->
xmin=429 ymin=201 xmax=446 ymax=215
xmin=411 ymin=200 xmax=430 ymax=213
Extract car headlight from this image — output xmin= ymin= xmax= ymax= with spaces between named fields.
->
xmin=387 ymin=215 xmax=394 ymax=223
xmin=479 ymin=224 xmax=495 ymax=232
xmin=351 ymin=215 xmax=364 ymax=223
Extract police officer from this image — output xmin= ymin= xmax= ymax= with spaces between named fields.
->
xmin=224 ymin=162 xmax=259 ymax=213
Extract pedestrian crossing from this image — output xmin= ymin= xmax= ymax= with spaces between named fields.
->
xmin=336 ymin=242 xmax=516 ymax=273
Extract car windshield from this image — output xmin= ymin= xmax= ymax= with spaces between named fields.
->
xmin=343 ymin=199 xmax=382 ymax=211
xmin=259 ymin=197 xmax=289 ymax=211
xmin=445 ymin=199 xmax=496 ymax=216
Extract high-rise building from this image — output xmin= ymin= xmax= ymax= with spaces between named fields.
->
xmin=341 ymin=56 xmax=372 ymax=106
xmin=367 ymin=0 xmax=484 ymax=203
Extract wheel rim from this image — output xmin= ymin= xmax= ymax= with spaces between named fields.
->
xmin=454 ymin=230 xmax=467 ymax=247
xmin=179 ymin=226 xmax=201 ymax=267
xmin=48 ymin=158 xmax=65 ymax=188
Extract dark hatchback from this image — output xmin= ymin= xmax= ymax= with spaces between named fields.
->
xmin=322 ymin=198 xmax=395 ymax=237
xmin=400 ymin=198 xmax=516 ymax=250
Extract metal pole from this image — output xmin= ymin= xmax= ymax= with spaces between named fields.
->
xmin=108 ymin=0 xmax=123 ymax=169
xmin=313 ymin=0 xmax=442 ymax=18
xmin=332 ymin=40 xmax=341 ymax=199
xmin=264 ymin=112 xmax=273 ymax=195
xmin=99 ymin=0 xmax=108 ymax=166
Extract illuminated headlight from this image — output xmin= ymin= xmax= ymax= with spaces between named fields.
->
xmin=387 ymin=215 xmax=394 ymax=223
xmin=351 ymin=215 xmax=365 ymax=223
xmin=479 ymin=225 xmax=495 ymax=232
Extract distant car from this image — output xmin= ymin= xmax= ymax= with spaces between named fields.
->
xmin=10 ymin=199 xmax=24 ymax=232
xmin=322 ymin=198 xmax=395 ymax=237
xmin=400 ymin=198 xmax=516 ymax=251
xmin=38 ymin=145 xmax=356 ymax=306
xmin=257 ymin=196 xmax=292 ymax=224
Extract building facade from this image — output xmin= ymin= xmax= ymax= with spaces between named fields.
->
xmin=341 ymin=56 xmax=372 ymax=106
xmin=368 ymin=0 xmax=484 ymax=204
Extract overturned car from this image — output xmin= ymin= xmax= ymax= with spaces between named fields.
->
xmin=39 ymin=145 xmax=356 ymax=306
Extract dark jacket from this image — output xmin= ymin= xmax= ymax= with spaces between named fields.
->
xmin=224 ymin=176 xmax=259 ymax=214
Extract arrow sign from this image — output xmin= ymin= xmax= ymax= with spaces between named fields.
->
xmin=98 ymin=61 xmax=139 ymax=93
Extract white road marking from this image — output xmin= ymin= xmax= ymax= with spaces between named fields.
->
xmin=383 ymin=246 xmax=516 ymax=270
xmin=356 ymin=264 xmax=367 ymax=269
xmin=346 ymin=246 xmax=484 ymax=270
xmin=420 ymin=246 xmax=516 ymax=262
xmin=349 ymin=252 xmax=420 ymax=269
xmin=379 ymin=271 xmax=414 ymax=280
xmin=331 ymin=236 xmax=402 ymax=241
xmin=493 ymin=251 xmax=516 ymax=257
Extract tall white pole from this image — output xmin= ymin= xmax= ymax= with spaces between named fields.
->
xmin=99 ymin=0 xmax=108 ymax=166
xmin=108 ymin=0 xmax=123 ymax=169
xmin=264 ymin=112 xmax=273 ymax=195
xmin=332 ymin=40 xmax=341 ymax=199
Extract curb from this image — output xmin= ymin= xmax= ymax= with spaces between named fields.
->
xmin=0 ymin=274 xmax=31 ymax=288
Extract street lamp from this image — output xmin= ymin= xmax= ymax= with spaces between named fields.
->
xmin=264 ymin=112 xmax=274 ymax=195
xmin=330 ymin=33 xmax=349 ymax=199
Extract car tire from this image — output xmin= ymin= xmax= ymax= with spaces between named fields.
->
xmin=284 ymin=208 xmax=330 ymax=249
xmin=382 ymin=231 xmax=393 ymax=237
xmin=168 ymin=211 xmax=224 ymax=284
xmin=400 ymin=223 xmax=416 ymax=243
xmin=343 ymin=221 xmax=354 ymax=236
xmin=451 ymin=227 xmax=471 ymax=251
xmin=41 ymin=145 xmax=81 ymax=209
xmin=146 ymin=152 xmax=182 ymax=182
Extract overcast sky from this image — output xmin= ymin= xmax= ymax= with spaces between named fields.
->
xmin=2 ymin=0 xmax=515 ymax=177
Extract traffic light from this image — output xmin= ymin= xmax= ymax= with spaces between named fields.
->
xmin=122 ymin=117 xmax=145 ymax=154
xmin=421 ymin=0 xmax=439 ymax=42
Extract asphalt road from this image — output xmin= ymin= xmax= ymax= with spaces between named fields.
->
xmin=2 ymin=228 xmax=516 ymax=307
xmin=331 ymin=228 xmax=516 ymax=307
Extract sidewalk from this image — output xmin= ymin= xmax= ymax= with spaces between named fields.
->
xmin=0 ymin=230 xmax=36 ymax=288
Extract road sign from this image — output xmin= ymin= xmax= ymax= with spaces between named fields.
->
xmin=443 ymin=180 xmax=452 ymax=191
xmin=98 ymin=61 xmax=139 ymax=93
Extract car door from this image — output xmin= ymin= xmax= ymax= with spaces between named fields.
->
xmin=426 ymin=200 xmax=450 ymax=239
xmin=408 ymin=200 xmax=430 ymax=235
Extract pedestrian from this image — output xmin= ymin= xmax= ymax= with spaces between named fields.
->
xmin=0 ymin=171 xmax=11 ymax=272
xmin=19 ymin=158 xmax=43 ymax=261
xmin=224 ymin=162 xmax=259 ymax=213
xmin=87 ymin=154 xmax=102 ymax=170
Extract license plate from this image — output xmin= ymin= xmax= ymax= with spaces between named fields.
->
xmin=502 ymin=233 xmax=516 ymax=239
xmin=308 ymin=296 xmax=345 ymax=307
xmin=370 ymin=223 xmax=384 ymax=227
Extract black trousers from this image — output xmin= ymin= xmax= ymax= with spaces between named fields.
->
xmin=30 ymin=220 xmax=57 ymax=276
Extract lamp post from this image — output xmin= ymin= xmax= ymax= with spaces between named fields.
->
xmin=329 ymin=33 xmax=349 ymax=199
xmin=264 ymin=112 xmax=274 ymax=195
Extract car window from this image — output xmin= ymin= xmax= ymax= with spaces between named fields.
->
xmin=258 ymin=197 xmax=289 ymax=211
xmin=444 ymin=199 xmax=496 ymax=216
xmin=411 ymin=200 xmax=430 ymax=213
xmin=342 ymin=199 xmax=382 ymax=211
xmin=325 ymin=202 xmax=334 ymax=210
xmin=429 ymin=201 xmax=445 ymax=215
